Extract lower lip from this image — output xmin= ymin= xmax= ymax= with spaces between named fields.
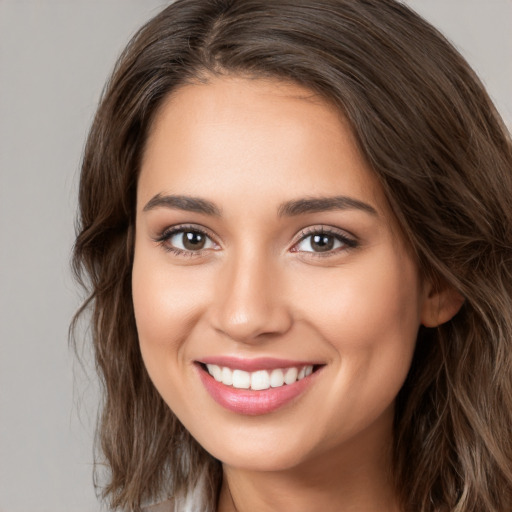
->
xmin=197 ymin=365 xmax=320 ymax=415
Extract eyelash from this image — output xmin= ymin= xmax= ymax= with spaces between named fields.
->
xmin=293 ymin=226 xmax=358 ymax=257
xmin=154 ymin=224 xmax=216 ymax=258
xmin=153 ymin=224 xmax=358 ymax=258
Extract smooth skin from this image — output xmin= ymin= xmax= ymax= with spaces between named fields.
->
xmin=132 ymin=76 xmax=462 ymax=512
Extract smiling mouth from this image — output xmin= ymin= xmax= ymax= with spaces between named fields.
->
xmin=196 ymin=361 xmax=324 ymax=415
xmin=201 ymin=363 xmax=318 ymax=390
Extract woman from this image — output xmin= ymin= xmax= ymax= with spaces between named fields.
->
xmin=72 ymin=0 xmax=512 ymax=511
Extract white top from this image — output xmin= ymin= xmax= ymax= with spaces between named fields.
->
xmin=141 ymin=469 xmax=212 ymax=512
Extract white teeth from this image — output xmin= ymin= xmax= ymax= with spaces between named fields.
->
xmin=270 ymin=368 xmax=285 ymax=387
xmin=221 ymin=366 xmax=233 ymax=386
xmin=297 ymin=366 xmax=313 ymax=380
xmin=251 ymin=370 xmax=270 ymax=390
xmin=232 ymin=369 xmax=251 ymax=389
xmin=206 ymin=364 xmax=316 ymax=390
xmin=284 ymin=367 xmax=298 ymax=385
xmin=206 ymin=364 xmax=222 ymax=382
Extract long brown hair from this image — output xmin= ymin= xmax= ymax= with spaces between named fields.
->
xmin=72 ymin=1 xmax=512 ymax=510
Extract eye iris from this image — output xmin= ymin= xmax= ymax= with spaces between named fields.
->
xmin=182 ymin=231 xmax=206 ymax=250
xmin=311 ymin=234 xmax=334 ymax=252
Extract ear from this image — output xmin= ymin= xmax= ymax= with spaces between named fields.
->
xmin=420 ymin=283 xmax=465 ymax=328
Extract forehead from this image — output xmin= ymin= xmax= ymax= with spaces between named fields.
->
xmin=138 ymin=76 xmax=386 ymax=216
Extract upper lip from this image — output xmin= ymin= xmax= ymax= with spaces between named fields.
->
xmin=197 ymin=356 xmax=323 ymax=372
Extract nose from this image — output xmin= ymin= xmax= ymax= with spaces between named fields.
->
xmin=208 ymin=249 xmax=293 ymax=344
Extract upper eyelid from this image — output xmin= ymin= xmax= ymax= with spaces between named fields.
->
xmin=294 ymin=225 xmax=356 ymax=243
xmin=156 ymin=224 xmax=217 ymax=242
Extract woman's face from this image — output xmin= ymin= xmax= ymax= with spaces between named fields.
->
xmin=133 ymin=76 xmax=431 ymax=472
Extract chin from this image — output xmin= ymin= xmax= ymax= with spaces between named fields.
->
xmin=186 ymin=419 xmax=321 ymax=473
xmin=211 ymin=443 xmax=311 ymax=473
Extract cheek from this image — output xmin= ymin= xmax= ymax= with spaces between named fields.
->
xmin=295 ymin=257 xmax=421 ymax=348
xmin=291 ymin=252 xmax=422 ymax=417
xmin=131 ymin=247 xmax=217 ymax=425
xmin=131 ymin=245 xmax=211 ymax=379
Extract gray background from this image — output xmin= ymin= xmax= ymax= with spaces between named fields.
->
xmin=0 ymin=1 xmax=510 ymax=511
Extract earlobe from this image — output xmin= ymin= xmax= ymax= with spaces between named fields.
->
xmin=421 ymin=285 xmax=465 ymax=328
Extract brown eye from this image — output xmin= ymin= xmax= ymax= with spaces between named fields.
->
xmin=293 ymin=229 xmax=357 ymax=254
xmin=182 ymin=231 xmax=206 ymax=250
xmin=164 ymin=228 xmax=217 ymax=253
xmin=310 ymin=234 xmax=335 ymax=252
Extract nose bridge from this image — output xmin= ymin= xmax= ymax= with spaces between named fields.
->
xmin=211 ymin=244 xmax=291 ymax=343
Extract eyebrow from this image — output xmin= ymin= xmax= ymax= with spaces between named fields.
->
xmin=142 ymin=193 xmax=377 ymax=217
xmin=143 ymin=193 xmax=222 ymax=216
xmin=278 ymin=196 xmax=377 ymax=217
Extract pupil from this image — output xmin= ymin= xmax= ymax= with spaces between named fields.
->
xmin=183 ymin=231 xmax=205 ymax=250
xmin=311 ymin=234 xmax=334 ymax=252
